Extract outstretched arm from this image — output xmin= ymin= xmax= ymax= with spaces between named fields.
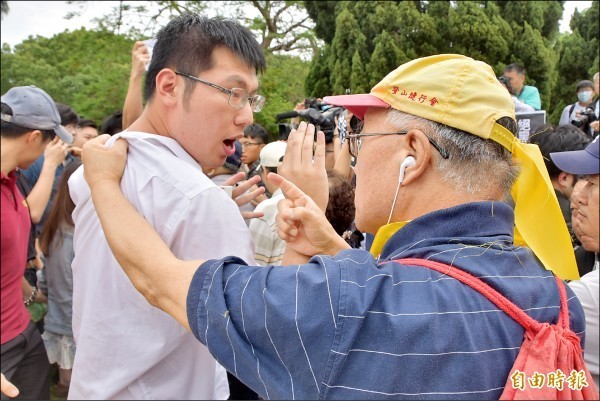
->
xmin=122 ymin=41 xmax=150 ymax=129
xmin=81 ymin=135 xmax=201 ymax=331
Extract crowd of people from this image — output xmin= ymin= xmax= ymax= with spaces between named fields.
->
xmin=1 ymin=12 xmax=599 ymax=401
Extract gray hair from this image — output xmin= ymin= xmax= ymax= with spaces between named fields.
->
xmin=386 ymin=110 xmax=520 ymax=199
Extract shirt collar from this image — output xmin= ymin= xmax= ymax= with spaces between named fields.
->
xmin=378 ymin=201 xmax=515 ymax=261
xmin=0 ymin=170 xmax=17 ymax=184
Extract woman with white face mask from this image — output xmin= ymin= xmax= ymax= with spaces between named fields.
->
xmin=559 ymin=80 xmax=596 ymax=133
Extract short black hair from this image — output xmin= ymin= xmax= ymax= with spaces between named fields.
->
xmin=576 ymin=80 xmax=594 ymax=92
xmin=529 ymin=124 xmax=591 ymax=179
xmin=144 ymin=13 xmax=266 ymax=103
xmin=100 ymin=110 xmax=123 ymax=136
xmin=78 ymin=118 xmax=97 ymax=129
xmin=55 ymin=103 xmax=79 ymax=126
xmin=243 ymin=123 xmax=269 ymax=143
xmin=0 ymin=103 xmax=55 ymax=141
xmin=504 ymin=63 xmax=526 ymax=76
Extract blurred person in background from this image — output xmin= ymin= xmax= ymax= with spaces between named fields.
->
xmin=528 ymin=124 xmax=591 ymax=244
xmin=503 ymin=63 xmax=541 ymax=111
xmin=100 ymin=110 xmax=123 ymax=136
xmin=249 ymin=141 xmax=287 ymax=267
xmin=552 ymin=137 xmax=600 ymax=390
xmin=1 ymin=85 xmax=73 ymax=401
xmin=37 ymin=160 xmax=82 ymax=398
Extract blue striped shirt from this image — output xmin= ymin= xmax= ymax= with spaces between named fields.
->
xmin=187 ymin=202 xmax=585 ymax=399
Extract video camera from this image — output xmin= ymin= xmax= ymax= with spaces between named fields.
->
xmin=276 ymin=98 xmax=344 ymax=141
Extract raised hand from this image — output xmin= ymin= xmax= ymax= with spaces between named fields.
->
xmin=221 ymin=172 xmax=265 ymax=219
xmin=43 ymin=136 xmax=69 ymax=168
xmin=278 ymin=121 xmax=329 ymax=211
xmin=269 ymin=173 xmax=349 ymax=258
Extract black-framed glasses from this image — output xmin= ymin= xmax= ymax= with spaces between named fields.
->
xmin=347 ymin=130 xmax=450 ymax=159
xmin=175 ymin=71 xmax=265 ymax=113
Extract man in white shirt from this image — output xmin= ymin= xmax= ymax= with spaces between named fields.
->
xmin=67 ymin=14 xmax=266 ymax=399
xmin=249 ymin=141 xmax=288 ymax=266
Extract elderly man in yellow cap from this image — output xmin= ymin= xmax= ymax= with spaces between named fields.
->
xmin=78 ymin=55 xmax=587 ymax=399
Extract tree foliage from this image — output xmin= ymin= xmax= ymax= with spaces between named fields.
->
xmin=66 ymin=1 xmax=318 ymax=58
xmin=2 ymin=0 xmax=598 ymax=134
xmin=252 ymin=53 xmax=309 ymax=140
xmin=306 ymin=0 xmax=599 ymax=126
xmin=1 ymin=28 xmax=135 ymax=123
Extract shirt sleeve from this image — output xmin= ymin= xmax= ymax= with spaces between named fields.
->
xmin=20 ymin=156 xmax=43 ymax=187
xmin=522 ymin=86 xmax=541 ymax=110
xmin=186 ymin=255 xmax=342 ymax=400
xmin=559 ymin=105 xmax=572 ymax=126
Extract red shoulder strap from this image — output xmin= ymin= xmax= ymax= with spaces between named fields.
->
xmin=393 ymin=258 xmax=570 ymax=333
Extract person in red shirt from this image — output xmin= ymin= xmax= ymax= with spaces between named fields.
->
xmin=1 ymin=86 xmax=72 ymax=399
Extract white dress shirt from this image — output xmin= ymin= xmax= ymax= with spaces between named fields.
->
xmin=569 ymin=267 xmax=599 ymax=390
xmin=68 ymin=132 xmax=256 ymax=400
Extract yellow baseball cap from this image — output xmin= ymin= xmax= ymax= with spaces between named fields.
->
xmin=324 ymin=54 xmax=579 ymax=280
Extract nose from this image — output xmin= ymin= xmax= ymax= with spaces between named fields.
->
xmin=235 ymin=103 xmax=254 ymax=127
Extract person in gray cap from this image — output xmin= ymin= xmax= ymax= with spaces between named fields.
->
xmin=551 ymin=136 xmax=600 ymax=390
xmin=1 ymin=85 xmax=72 ymax=400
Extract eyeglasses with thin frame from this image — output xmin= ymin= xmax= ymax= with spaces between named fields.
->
xmin=240 ymin=141 xmax=263 ymax=148
xmin=175 ymin=71 xmax=265 ymax=113
xmin=346 ymin=123 xmax=450 ymax=159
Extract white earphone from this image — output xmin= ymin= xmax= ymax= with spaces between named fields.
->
xmin=398 ymin=156 xmax=416 ymax=183
xmin=387 ymin=156 xmax=416 ymax=225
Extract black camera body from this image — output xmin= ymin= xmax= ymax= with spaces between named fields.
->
xmin=276 ymin=98 xmax=344 ymax=142
xmin=571 ymin=106 xmax=598 ymax=129
xmin=498 ymin=75 xmax=513 ymax=94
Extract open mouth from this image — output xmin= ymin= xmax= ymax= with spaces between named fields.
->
xmin=223 ymin=139 xmax=236 ymax=156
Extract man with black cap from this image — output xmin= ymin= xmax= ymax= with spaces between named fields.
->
xmin=79 ymin=55 xmax=590 ymax=399
xmin=552 ymin=137 xmax=600 ymax=390
xmin=1 ymin=85 xmax=73 ymax=400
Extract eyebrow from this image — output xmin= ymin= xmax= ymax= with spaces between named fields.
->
xmin=223 ymin=75 xmax=259 ymax=95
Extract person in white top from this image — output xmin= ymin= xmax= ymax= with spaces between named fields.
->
xmin=559 ymin=80 xmax=596 ymax=128
xmin=67 ymin=14 xmax=266 ymax=400
xmin=551 ymin=138 xmax=600 ymax=390
xmin=249 ymin=141 xmax=288 ymax=266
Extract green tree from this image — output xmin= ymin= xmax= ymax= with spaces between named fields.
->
xmin=447 ymin=1 xmax=512 ymax=67
xmin=368 ymin=30 xmax=408 ymax=89
xmin=1 ymin=28 xmax=134 ymax=123
xmin=305 ymin=0 xmax=599 ymax=128
xmin=304 ymin=0 xmax=338 ymax=43
xmin=350 ymin=49 xmax=368 ymax=94
xmin=67 ymin=1 xmax=318 ymax=58
xmin=1 ymin=0 xmax=8 ymax=18
xmin=252 ymin=53 xmax=309 ymax=139
xmin=305 ymin=45 xmax=332 ymax=98
xmin=329 ymin=8 xmax=367 ymax=95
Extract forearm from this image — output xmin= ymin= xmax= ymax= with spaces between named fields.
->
xmin=282 ymin=245 xmax=311 ymax=265
xmin=89 ymin=179 xmax=199 ymax=330
xmin=21 ymin=277 xmax=46 ymax=304
xmin=332 ymin=141 xmax=354 ymax=180
xmin=122 ymin=75 xmax=144 ymax=129
xmin=26 ymin=163 xmax=58 ymax=223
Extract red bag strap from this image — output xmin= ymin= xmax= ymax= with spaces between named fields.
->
xmin=393 ymin=258 xmax=571 ymax=333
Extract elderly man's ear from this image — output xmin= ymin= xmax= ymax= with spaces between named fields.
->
xmin=396 ymin=130 xmax=434 ymax=186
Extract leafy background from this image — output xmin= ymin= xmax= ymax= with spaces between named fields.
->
xmin=1 ymin=1 xmax=598 ymax=141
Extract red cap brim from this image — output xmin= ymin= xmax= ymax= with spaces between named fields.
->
xmin=323 ymin=94 xmax=390 ymax=120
